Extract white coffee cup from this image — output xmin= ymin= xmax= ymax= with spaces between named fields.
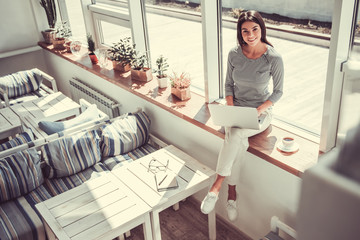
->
xmin=282 ymin=137 xmax=295 ymax=149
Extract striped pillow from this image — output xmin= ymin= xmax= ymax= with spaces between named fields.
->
xmin=41 ymin=130 xmax=101 ymax=178
xmin=0 ymin=131 xmax=34 ymax=152
xmin=0 ymin=148 xmax=43 ymax=203
xmin=100 ymin=111 xmax=151 ymax=157
xmin=0 ymin=68 xmax=43 ymax=99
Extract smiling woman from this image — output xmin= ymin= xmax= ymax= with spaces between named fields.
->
xmin=201 ymin=10 xmax=284 ymax=222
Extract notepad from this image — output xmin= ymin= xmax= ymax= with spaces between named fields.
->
xmin=154 ymin=171 xmax=179 ymax=192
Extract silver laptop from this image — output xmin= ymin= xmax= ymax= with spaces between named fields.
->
xmin=208 ymin=104 xmax=265 ymax=130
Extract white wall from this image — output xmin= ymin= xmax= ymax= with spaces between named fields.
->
xmin=178 ymin=0 xmax=333 ymax=22
xmin=0 ymin=0 xmax=41 ymax=54
xmin=0 ymin=50 xmax=47 ymax=76
xmin=42 ymin=50 xmax=301 ymax=239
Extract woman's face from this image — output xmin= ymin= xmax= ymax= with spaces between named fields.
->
xmin=241 ymin=21 xmax=262 ymax=46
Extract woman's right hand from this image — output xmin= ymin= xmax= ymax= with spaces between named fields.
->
xmin=225 ymin=95 xmax=234 ymax=106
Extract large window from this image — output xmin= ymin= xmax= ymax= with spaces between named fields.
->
xmin=144 ymin=1 xmax=205 ymax=95
xmin=221 ymin=4 xmax=331 ymax=136
xmin=57 ymin=0 xmax=357 ymax=153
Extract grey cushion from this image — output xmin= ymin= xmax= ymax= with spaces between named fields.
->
xmin=0 ymin=69 xmax=43 ymax=99
xmin=41 ymin=129 xmax=101 ymax=178
xmin=100 ymin=111 xmax=151 ymax=157
xmin=0 ymin=148 xmax=43 ymax=203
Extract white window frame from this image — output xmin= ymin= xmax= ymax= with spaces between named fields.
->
xmin=201 ymin=0 xmax=222 ymax=103
xmin=319 ymin=0 xmax=356 ymax=152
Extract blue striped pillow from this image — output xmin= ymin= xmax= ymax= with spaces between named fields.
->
xmin=0 ymin=131 xmax=34 ymax=152
xmin=100 ymin=111 xmax=151 ymax=157
xmin=41 ymin=130 xmax=101 ymax=178
xmin=0 ymin=148 xmax=43 ymax=203
xmin=0 ymin=69 xmax=43 ymax=99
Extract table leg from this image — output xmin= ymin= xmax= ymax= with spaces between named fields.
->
xmin=143 ymin=213 xmax=154 ymax=240
xmin=208 ymin=209 xmax=216 ymax=240
xmin=150 ymin=211 xmax=162 ymax=240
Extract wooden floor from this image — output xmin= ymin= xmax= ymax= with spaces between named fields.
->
xmin=128 ymin=197 xmax=252 ymax=240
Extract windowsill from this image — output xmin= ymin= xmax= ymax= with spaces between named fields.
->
xmin=39 ymin=42 xmax=321 ymax=177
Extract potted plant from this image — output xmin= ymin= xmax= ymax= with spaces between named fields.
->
xmin=87 ymin=34 xmax=98 ymax=64
xmin=169 ymin=71 xmax=191 ymax=101
xmin=39 ymin=0 xmax=57 ymax=44
xmin=53 ymin=21 xmax=71 ymax=50
xmin=131 ymin=52 xmax=153 ymax=82
xmin=153 ymin=55 xmax=169 ymax=88
xmin=107 ymin=37 xmax=136 ymax=73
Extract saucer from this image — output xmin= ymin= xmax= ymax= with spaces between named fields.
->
xmin=277 ymin=142 xmax=299 ymax=153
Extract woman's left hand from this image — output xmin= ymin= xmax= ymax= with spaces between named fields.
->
xmin=257 ymin=100 xmax=273 ymax=116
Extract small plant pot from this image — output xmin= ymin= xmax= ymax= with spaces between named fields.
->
xmin=89 ymin=52 xmax=98 ymax=64
xmin=157 ymin=76 xmax=168 ymax=88
xmin=41 ymin=29 xmax=56 ymax=44
xmin=112 ymin=60 xmax=131 ymax=73
xmin=131 ymin=68 xmax=153 ymax=82
xmin=65 ymin=40 xmax=72 ymax=53
xmin=53 ymin=37 xmax=65 ymax=50
xmin=171 ymin=87 xmax=191 ymax=101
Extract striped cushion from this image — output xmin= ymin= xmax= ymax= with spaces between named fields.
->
xmin=0 ymin=162 xmax=108 ymax=240
xmin=41 ymin=130 xmax=101 ymax=178
xmin=102 ymin=143 xmax=158 ymax=171
xmin=0 ymin=131 xmax=34 ymax=152
xmin=100 ymin=111 xmax=151 ymax=157
xmin=0 ymin=148 xmax=43 ymax=203
xmin=0 ymin=69 xmax=43 ymax=99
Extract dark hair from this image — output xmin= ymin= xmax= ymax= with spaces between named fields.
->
xmin=237 ymin=10 xmax=273 ymax=47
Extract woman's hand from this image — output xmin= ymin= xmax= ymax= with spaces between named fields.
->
xmin=257 ymin=100 xmax=273 ymax=116
xmin=226 ymin=95 xmax=234 ymax=106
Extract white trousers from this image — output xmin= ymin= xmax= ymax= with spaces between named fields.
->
xmin=216 ymin=110 xmax=272 ymax=185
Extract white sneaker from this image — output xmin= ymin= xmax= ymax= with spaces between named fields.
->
xmin=200 ymin=192 xmax=218 ymax=214
xmin=226 ymin=200 xmax=237 ymax=221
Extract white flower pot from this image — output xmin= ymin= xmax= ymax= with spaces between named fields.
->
xmin=157 ymin=77 xmax=168 ymax=88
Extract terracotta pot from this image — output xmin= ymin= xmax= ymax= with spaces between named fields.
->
xmin=131 ymin=68 xmax=153 ymax=82
xmin=41 ymin=29 xmax=56 ymax=44
xmin=157 ymin=76 xmax=168 ymax=88
xmin=89 ymin=52 xmax=98 ymax=64
xmin=65 ymin=40 xmax=72 ymax=53
xmin=171 ymin=87 xmax=191 ymax=101
xmin=112 ymin=60 xmax=131 ymax=73
xmin=53 ymin=37 xmax=65 ymax=50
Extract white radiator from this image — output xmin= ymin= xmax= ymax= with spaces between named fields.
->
xmin=69 ymin=77 xmax=120 ymax=118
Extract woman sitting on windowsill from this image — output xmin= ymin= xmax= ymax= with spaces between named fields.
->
xmin=200 ymin=10 xmax=284 ymax=221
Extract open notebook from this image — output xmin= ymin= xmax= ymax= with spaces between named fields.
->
xmin=154 ymin=171 xmax=179 ymax=192
xmin=208 ymin=104 xmax=265 ymax=130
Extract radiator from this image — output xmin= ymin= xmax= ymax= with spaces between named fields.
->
xmin=69 ymin=77 xmax=120 ymax=118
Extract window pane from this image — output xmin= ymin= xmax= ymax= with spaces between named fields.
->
xmin=64 ymin=0 xmax=87 ymax=43
xmin=221 ymin=4 xmax=332 ymax=135
xmin=99 ymin=20 xmax=131 ymax=46
xmin=144 ymin=1 xmax=204 ymax=95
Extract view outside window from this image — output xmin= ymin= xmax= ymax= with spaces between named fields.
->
xmin=144 ymin=1 xmax=205 ymax=95
xmin=97 ymin=20 xmax=131 ymax=46
xmin=64 ymin=0 xmax=87 ymax=43
xmin=221 ymin=3 xmax=331 ymax=135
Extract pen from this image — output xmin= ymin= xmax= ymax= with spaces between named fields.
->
xmin=158 ymin=174 xmax=168 ymax=186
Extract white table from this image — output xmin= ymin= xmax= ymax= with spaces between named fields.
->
xmin=112 ymin=145 xmax=217 ymax=240
xmin=11 ymin=92 xmax=80 ymax=138
xmin=0 ymin=107 xmax=22 ymax=140
xmin=36 ymin=173 xmax=153 ymax=240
